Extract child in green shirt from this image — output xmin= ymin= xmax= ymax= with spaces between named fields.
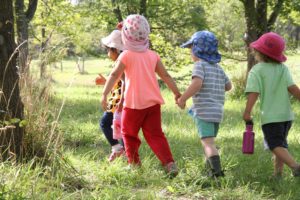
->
xmin=243 ymin=32 xmax=300 ymax=177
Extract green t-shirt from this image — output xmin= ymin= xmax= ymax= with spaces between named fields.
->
xmin=245 ymin=62 xmax=295 ymax=125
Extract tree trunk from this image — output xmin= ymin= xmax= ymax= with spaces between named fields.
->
xmin=243 ymin=0 xmax=259 ymax=72
xmin=0 ymin=0 xmax=24 ymax=161
xmin=15 ymin=0 xmax=29 ymax=75
xmin=139 ymin=0 xmax=147 ymax=17
xmin=242 ymin=0 xmax=284 ymax=71
xmin=112 ymin=0 xmax=123 ymax=22
xmin=296 ymin=26 xmax=300 ymax=47
xmin=40 ymin=26 xmax=46 ymax=79
xmin=14 ymin=0 xmax=38 ymax=75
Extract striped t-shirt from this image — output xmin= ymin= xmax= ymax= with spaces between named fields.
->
xmin=191 ymin=61 xmax=230 ymax=123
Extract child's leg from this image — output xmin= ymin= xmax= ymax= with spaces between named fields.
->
xmin=201 ymin=137 xmax=218 ymax=157
xmin=100 ymin=112 xmax=119 ymax=146
xmin=263 ymin=121 xmax=300 ymax=171
xmin=273 ymin=153 xmax=284 ymax=176
xmin=201 ymin=137 xmax=224 ymax=177
xmin=122 ymin=107 xmax=145 ymax=165
xmin=141 ymin=104 xmax=174 ymax=166
xmin=196 ymin=119 xmax=223 ymax=177
xmin=272 ymin=147 xmax=299 ymax=169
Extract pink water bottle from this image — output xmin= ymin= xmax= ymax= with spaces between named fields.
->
xmin=242 ymin=120 xmax=255 ymax=154
xmin=112 ymin=111 xmax=122 ymax=140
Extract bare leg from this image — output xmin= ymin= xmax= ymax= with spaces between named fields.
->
xmin=201 ymin=137 xmax=218 ymax=157
xmin=272 ymin=147 xmax=299 ymax=169
xmin=201 ymin=137 xmax=224 ymax=177
xmin=272 ymin=153 xmax=284 ymax=176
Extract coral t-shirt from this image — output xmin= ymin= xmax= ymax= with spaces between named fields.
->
xmin=118 ymin=49 xmax=164 ymax=109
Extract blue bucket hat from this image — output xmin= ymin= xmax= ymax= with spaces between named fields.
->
xmin=181 ymin=30 xmax=221 ymax=63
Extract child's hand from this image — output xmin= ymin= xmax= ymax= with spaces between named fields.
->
xmin=95 ymin=74 xmax=106 ymax=85
xmin=116 ymin=103 xmax=123 ymax=112
xmin=243 ymin=111 xmax=252 ymax=122
xmin=174 ymin=93 xmax=181 ymax=102
xmin=177 ymin=97 xmax=186 ymax=109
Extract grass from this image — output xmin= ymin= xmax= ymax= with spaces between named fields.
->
xmin=3 ymin=53 xmax=300 ymax=199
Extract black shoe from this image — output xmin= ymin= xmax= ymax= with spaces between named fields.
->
xmin=292 ymin=166 xmax=300 ymax=177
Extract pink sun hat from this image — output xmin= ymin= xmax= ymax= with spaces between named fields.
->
xmin=250 ymin=32 xmax=287 ymax=62
xmin=121 ymin=14 xmax=150 ymax=52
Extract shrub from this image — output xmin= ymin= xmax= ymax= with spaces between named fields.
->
xmin=229 ymin=72 xmax=247 ymax=99
xmin=150 ymin=34 xmax=191 ymax=73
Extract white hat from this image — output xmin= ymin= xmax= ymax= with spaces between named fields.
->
xmin=101 ymin=30 xmax=124 ymax=51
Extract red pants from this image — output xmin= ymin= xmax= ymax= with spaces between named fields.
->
xmin=121 ymin=104 xmax=174 ymax=165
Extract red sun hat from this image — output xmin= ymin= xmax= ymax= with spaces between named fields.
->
xmin=250 ymin=32 xmax=287 ymax=62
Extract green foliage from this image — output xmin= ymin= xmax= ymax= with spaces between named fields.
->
xmin=229 ymin=72 xmax=247 ymax=100
xmin=147 ymin=0 xmax=207 ymax=45
xmin=150 ymin=34 xmax=190 ymax=72
xmin=0 ymin=118 xmax=27 ymax=128
xmin=204 ymin=0 xmax=246 ymax=52
xmin=0 ymin=183 xmax=27 ymax=200
xmin=30 ymin=0 xmax=208 ymax=61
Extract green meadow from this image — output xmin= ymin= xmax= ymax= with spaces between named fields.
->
xmin=1 ymin=54 xmax=300 ymax=199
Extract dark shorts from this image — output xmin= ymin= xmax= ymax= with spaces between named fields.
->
xmin=262 ymin=121 xmax=292 ymax=150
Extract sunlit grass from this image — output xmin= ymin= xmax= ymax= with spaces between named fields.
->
xmin=2 ymin=54 xmax=300 ymax=199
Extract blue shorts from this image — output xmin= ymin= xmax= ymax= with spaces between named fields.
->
xmin=195 ymin=117 xmax=219 ymax=139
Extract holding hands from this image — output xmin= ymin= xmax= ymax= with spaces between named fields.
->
xmin=176 ymin=97 xmax=186 ymax=109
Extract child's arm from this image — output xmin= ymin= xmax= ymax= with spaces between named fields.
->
xmin=243 ymin=92 xmax=259 ymax=121
xmin=225 ymin=81 xmax=232 ymax=91
xmin=155 ymin=60 xmax=181 ymax=101
xmin=288 ymin=85 xmax=300 ymax=101
xmin=177 ymin=77 xmax=203 ymax=109
xmin=101 ymin=60 xmax=125 ymax=111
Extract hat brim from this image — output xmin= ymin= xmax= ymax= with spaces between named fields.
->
xmin=101 ymin=37 xmax=124 ymax=51
xmin=250 ymin=42 xmax=286 ymax=62
xmin=180 ymin=39 xmax=193 ymax=48
xmin=198 ymin=53 xmax=221 ymax=63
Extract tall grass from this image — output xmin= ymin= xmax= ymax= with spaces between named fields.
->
xmin=0 ymin=66 xmax=88 ymax=197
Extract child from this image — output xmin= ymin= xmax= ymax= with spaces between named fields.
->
xmin=177 ymin=31 xmax=232 ymax=177
xmin=96 ymin=29 xmax=125 ymax=162
xmin=100 ymin=14 xmax=181 ymax=177
xmin=243 ymin=32 xmax=300 ymax=177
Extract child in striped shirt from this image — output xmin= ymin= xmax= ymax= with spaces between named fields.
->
xmin=177 ymin=31 xmax=232 ymax=177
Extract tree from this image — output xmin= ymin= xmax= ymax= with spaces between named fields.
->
xmin=31 ymin=0 xmax=76 ymax=78
xmin=0 ymin=0 xmax=24 ymax=160
xmin=79 ymin=0 xmax=207 ymax=45
xmin=240 ymin=0 xmax=285 ymax=71
xmin=15 ymin=0 xmax=38 ymax=74
xmin=204 ymin=0 xmax=246 ymax=53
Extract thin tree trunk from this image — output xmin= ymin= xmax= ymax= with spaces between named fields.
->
xmin=139 ymin=0 xmax=147 ymax=17
xmin=15 ymin=0 xmax=29 ymax=75
xmin=15 ymin=0 xmax=38 ymax=75
xmin=295 ymin=26 xmax=300 ymax=47
xmin=243 ymin=0 xmax=258 ymax=72
xmin=40 ymin=26 xmax=46 ymax=79
xmin=0 ymin=0 xmax=24 ymax=161
xmin=112 ymin=0 xmax=123 ymax=22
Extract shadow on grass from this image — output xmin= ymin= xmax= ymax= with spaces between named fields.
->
xmin=58 ymin=93 xmax=300 ymax=199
